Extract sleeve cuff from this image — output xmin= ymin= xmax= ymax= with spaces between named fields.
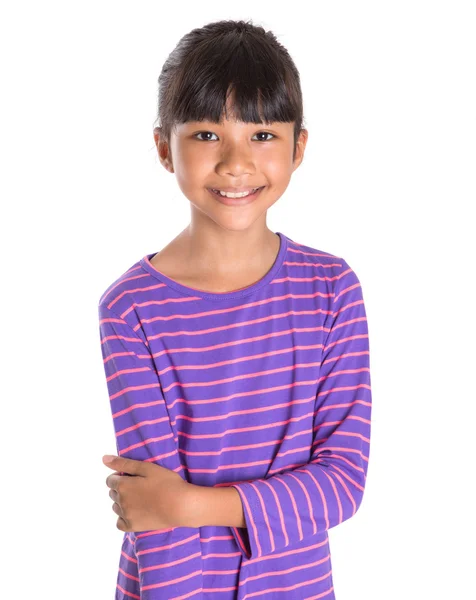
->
xmin=229 ymin=481 xmax=266 ymax=560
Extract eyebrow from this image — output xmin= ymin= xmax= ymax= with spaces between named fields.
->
xmin=184 ymin=120 xmax=282 ymax=127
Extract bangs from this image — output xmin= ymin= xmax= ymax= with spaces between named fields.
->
xmin=163 ymin=30 xmax=301 ymax=129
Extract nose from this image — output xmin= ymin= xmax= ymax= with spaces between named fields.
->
xmin=216 ymin=142 xmax=255 ymax=177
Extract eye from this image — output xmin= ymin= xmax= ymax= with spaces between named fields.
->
xmin=194 ymin=131 xmax=219 ymax=141
xmin=193 ymin=131 xmax=276 ymax=142
xmin=253 ymin=132 xmax=275 ymax=141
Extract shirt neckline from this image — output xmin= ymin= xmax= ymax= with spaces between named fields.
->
xmin=139 ymin=231 xmax=288 ymax=301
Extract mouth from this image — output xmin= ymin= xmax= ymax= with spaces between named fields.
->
xmin=208 ymin=186 xmax=265 ymax=206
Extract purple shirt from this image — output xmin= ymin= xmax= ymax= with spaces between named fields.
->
xmin=98 ymin=231 xmax=372 ymax=599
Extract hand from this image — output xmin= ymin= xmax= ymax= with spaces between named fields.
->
xmin=103 ymin=454 xmax=191 ymax=532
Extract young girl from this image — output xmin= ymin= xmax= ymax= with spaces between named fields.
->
xmin=99 ymin=19 xmax=372 ymax=600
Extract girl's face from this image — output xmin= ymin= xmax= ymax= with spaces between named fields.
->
xmin=155 ymin=109 xmax=308 ymax=232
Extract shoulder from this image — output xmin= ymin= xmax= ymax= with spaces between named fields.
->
xmin=283 ymin=235 xmax=364 ymax=306
xmin=285 ymin=234 xmax=352 ymax=278
xmin=97 ymin=255 xmax=148 ymax=319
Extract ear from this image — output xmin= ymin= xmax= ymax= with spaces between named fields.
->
xmin=153 ymin=127 xmax=174 ymax=173
xmin=292 ymin=128 xmax=309 ymax=171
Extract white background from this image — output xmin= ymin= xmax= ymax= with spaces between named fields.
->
xmin=1 ymin=1 xmax=475 ymax=598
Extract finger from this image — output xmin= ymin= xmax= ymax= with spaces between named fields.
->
xmin=105 ymin=472 xmax=121 ymax=490
xmin=112 ymin=504 xmax=130 ymax=531
xmin=105 ymin=455 xmax=146 ymax=477
xmin=116 ymin=516 xmax=127 ymax=532
xmin=112 ymin=501 xmax=123 ymax=517
xmin=109 ymin=489 xmax=118 ymax=501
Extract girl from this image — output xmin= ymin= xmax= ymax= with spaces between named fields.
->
xmin=99 ymin=18 xmax=372 ymax=600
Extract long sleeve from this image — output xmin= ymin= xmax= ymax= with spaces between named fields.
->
xmin=98 ymin=302 xmax=182 ymax=476
xmin=229 ymin=258 xmax=372 ymax=560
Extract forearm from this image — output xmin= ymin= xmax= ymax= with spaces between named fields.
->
xmin=182 ymin=483 xmax=246 ymax=528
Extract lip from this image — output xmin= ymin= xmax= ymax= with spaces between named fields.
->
xmin=208 ymin=186 xmax=265 ymax=206
xmin=211 ymin=186 xmax=262 ymax=193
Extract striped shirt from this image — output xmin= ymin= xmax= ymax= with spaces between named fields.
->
xmin=98 ymin=231 xmax=372 ymax=599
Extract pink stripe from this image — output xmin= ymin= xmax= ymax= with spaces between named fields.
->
xmin=262 ymin=479 xmax=289 ymax=547
xmin=232 ymin=485 xmax=263 ymax=557
xmin=116 ymin=288 xmax=336 ymax=323
xmin=288 ymin=472 xmax=318 ymax=535
xmin=116 ymin=582 xmax=140 ymax=599
xmin=295 ymin=467 xmax=330 ymax=530
xmin=162 ymin=360 xmax=322 ymax=393
xmin=99 ymin=269 xmax=147 ymax=304
xmin=150 ymin=328 xmax=326 ymax=357
xmin=274 ymin=475 xmax=304 ymax=539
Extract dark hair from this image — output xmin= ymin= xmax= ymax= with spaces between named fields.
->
xmin=154 ymin=19 xmax=305 ymax=161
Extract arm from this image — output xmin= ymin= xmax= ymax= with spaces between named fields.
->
xmin=98 ymin=302 xmax=185 ymax=488
xmin=183 ymin=485 xmax=246 ymax=528
xmin=187 ymin=259 xmax=372 ymax=559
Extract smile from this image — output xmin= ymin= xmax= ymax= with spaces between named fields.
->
xmin=208 ymin=186 xmax=265 ymax=206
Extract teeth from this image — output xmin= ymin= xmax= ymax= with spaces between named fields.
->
xmin=212 ymin=187 xmax=259 ymax=198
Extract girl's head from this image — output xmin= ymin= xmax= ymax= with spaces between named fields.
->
xmin=153 ymin=19 xmax=308 ymax=232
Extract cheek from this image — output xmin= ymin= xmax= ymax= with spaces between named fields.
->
xmin=175 ymin=165 xmax=203 ymax=192
xmin=264 ymin=154 xmax=292 ymax=177
xmin=176 ymin=153 xmax=210 ymax=184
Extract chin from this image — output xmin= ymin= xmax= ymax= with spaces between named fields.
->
xmin=206 ymin=211 xmax=264 ymax=233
